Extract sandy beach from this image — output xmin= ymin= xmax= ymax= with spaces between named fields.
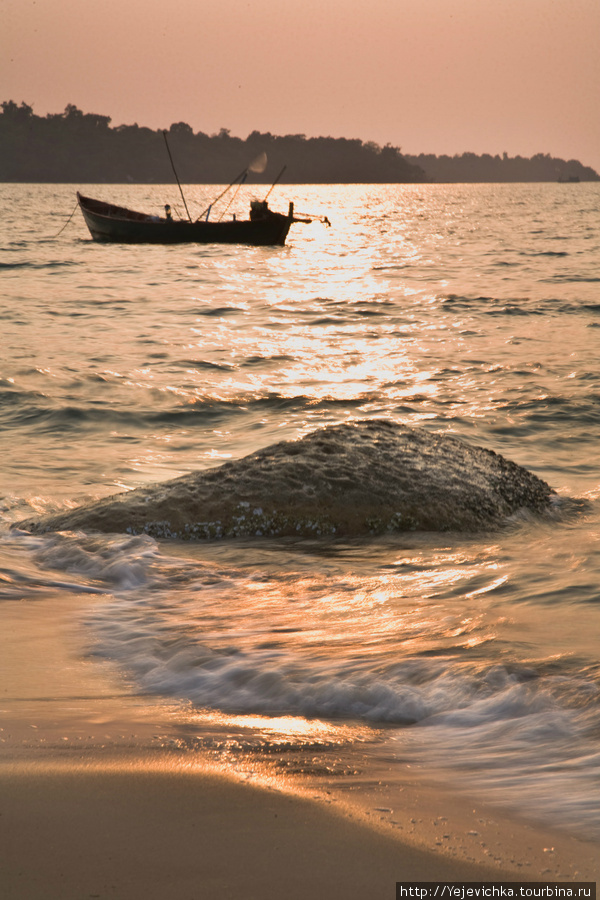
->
xmin=1 ymin=593 xmax=598 ymax=900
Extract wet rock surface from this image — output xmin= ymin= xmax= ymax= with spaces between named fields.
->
xmin=16 ymin=420 xmax=558 ymax=539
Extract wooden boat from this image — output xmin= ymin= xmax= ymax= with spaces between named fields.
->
xmin=77 ymin=193 xmax=304 ymax=246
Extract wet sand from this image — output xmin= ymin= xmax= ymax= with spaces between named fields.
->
xmin=1 ymin=593 xmax=597 ymax=900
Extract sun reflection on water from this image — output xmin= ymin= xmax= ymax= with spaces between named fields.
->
xmin=191 ymin=710 xmax=367 ymax=745
xmin=158 ymin=541 xmax=507 ymax=676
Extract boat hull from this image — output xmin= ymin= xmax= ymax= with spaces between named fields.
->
xmin=77 ymin=194 xmax=294 ymax=246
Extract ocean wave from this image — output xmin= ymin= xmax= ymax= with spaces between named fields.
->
xmin=82 ymin=567 xmax=600 ymax=836
xmin=0 ymin=259 xmax=80 ymax=270
xmin=543 ymin=274 xmax=600 ymax=284
xmin=194 ymin=306 xmax=243 ymax=317
xmin=90 ymin=625 xmax=599 ymax=731
xmin=6 ymin=513 xmax=598 ymax=838
xmin=0 ymin=393 xmax=364 ymax=434
xmin=493 ymin=394 xmax=600 ymax=428
xmin=410 ymin=677 xmax=600 ymax=837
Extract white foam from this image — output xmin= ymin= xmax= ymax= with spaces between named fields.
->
xmin=8 ymin=523 xmax=599 ymax=839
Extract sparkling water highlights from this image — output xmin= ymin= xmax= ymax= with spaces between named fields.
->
xmin=2 ymin=181 xmax=600 ymax=839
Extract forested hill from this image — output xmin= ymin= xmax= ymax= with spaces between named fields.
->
xmin=405 ymin=152 xmax=599 ymax=183
xmin=0 ymin=102 xmax=425 ymax=184
xmin=1 ymin=101 xmax=598 ymax=184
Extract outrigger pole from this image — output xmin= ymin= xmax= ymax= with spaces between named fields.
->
xmin=162 ymin=130 xmax=192 ymax=222
xmin=263 ymin=165 xmax=287 ymax=202
xmin=198 ymin=152 xmax=269 ymax=222
xmin=198 ymin=169 xmax=248 ymax=222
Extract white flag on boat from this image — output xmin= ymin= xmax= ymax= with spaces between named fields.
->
xmin=248 ymin=152 xmax=268 ymax=174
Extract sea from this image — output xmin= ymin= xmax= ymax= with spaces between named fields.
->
xmin=1 ymin=181 xmax=599 ymax=841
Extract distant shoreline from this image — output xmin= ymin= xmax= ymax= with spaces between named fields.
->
xmin=2 ymin=100 xmax=599 ymax=184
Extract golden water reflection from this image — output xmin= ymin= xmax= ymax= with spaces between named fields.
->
xmin=191 ymin=710 xmax=372 ymax=747
xmin=171 ymin=539 xmax=509 ymax=674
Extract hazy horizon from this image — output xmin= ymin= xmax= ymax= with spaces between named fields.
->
xmin=3 ymin=0 xmax=600 ymax=173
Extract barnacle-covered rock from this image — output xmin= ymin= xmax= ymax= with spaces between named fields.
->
xmin=15 ymin=420 xmax=558 ymax=539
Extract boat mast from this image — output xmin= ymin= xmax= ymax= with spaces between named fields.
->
xmin=162 ymin=130 xmax=192 ymax=222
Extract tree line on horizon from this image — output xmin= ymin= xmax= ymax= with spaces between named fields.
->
xmin=1 ymin=101 xmax=598 ymax=184
xmin=405 ymin=151 xmax=599 ymax=183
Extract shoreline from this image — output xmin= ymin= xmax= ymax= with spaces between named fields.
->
xmin=1 ymin=592 xmax=598 ymax=898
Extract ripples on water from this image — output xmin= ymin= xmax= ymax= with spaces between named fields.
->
xmin=1 ymin=182 xmax=600 ymax=838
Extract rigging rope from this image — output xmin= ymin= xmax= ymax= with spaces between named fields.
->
xmin=54 ymin=200 xmax=79 ymax=237
xmin=217 ymin=172 xmax=247 ymax=222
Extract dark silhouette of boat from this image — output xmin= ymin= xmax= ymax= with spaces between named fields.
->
xmin=77 ymin=193 xmax=307 ymax=246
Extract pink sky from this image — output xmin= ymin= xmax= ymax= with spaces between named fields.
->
xmin=3 ymin=0 xmax=600 ymax=172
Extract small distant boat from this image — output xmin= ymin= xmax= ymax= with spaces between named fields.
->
xmin=77 ymin=193 xmax=306 ymax=246
xmin=76 ymin=132 xmax=329 ymax=246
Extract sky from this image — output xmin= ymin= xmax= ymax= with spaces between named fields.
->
xmin=3 ymin=0 xmax=600 ymax=172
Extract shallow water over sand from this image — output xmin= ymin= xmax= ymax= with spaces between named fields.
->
xmin=1 ymin=182 xmax=600 ymax=839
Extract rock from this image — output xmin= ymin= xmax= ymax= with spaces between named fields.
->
xmin=16 ymin=420 xmax=557 ymax=540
